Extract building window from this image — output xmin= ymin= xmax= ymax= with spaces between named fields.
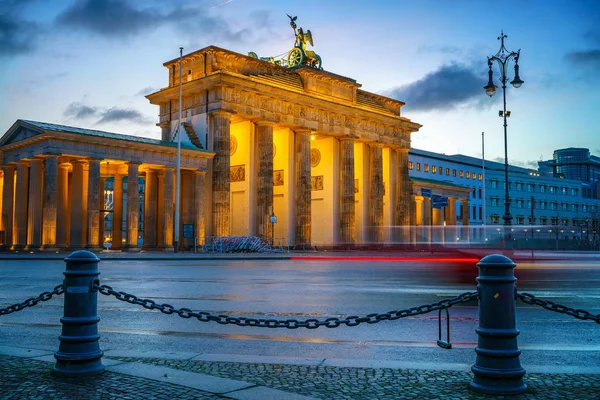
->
xmin=516 ymin=182 xmax=523 ymax=191
xmin=466 ymin=171 xmax=470 ymax=179
xmin=516 ymin=216 xmax=525 ymax=225
xmin=478 ymin=187 xmax=482 ymax=198
xmin=572 ymin=204 xmax=578 ymax=212
xmin=472 ymin=205 xmax=476 ymax=219
xmin=478 ymin=206 xmax=482 ymax=220
xmin=478 ymin=173 xmax=482 ymax=180
xmin=490 ymin=197 xmax=500 ymax=206
xmin=446 ymin=168 xmax=450 ymax=175
xmin=550 ymin=186 xmax=557 ymax=193
xmin=540 ymin=201 xmax=547 ymax=210
xmin=424 ymin=164 xmax=429 ymax=172
xmin=527 ymin=184 xmax=534 ymax=192
xmin=472 ymin=173 xmax=476 ymax=180
xmin=571 ymin=188 xmax=578 ymax=196
xmin=551 ymin=202 xmax=557 ymax=210
xmin=416 ymin=163 xmax=421 ymax=171
xmin=453 ymin=169 xmax=457 ymax=177
xmin=551 ymin=217 xmax=559 ymax=225
xmin=439 ymin=166 xmax=443 ymax=175
xmin=491 ymin=179 xmax=498 ymax=189
xmin=561 ymin=187 xmax=567 ymax=195
xmin=562 ymin=202 xmax=568 ymax=211
xmin=540 ymin=185 xmax=546 ymax=193
xmin=583 ymin=204 xmax=588 ymax=212
xmin=459 ymin=170 xmax=464 ymax=178
xmin=491 ymin=215 xmax=500 ymax=224
xmin=409 ymin=161 xmax=413 ymax=170
xmin=540 ymin=217 xmax=547 ymax=225
xmin=516 ymin=199 xmax=524 ymax=208
xmin=431 ymin=165 xmax=436 ymax=173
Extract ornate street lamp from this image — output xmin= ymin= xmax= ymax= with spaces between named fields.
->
xmin=484 ymin=31 xmax=523 ymax=251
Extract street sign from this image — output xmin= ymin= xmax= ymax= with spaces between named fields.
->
xmin=183 ymin=224 xmax=194 ymax=239
xmin=432 ymin=194 xmax=448 ymax=208
xmin=421 ymin=188 xmax=432 ymax=197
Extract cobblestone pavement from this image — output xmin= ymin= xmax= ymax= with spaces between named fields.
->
xmin=0 ymin=355 xmax=224 ymax=400
xmin=2 ymin=354 xmax=600 ymax=399
xmin=106 ymin=356 xmax=600 ymax=399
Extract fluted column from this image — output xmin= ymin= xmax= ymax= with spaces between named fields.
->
xmin=409 ymin=194 xmax=417 ymax=245
xmin=395 ymin=148 xmax=411 ymax=243
xmin=27 ymin=159 xmax=43 ymax=250
xmin=211 ymin=111 xmax=232 ymax=237
xmin=68 ymin=160 xmax=86 ymax=249
xmin=339 ymin=137 xmax=355 ymax=246
xmin=160 ymin=167 xmax=174 ymax=251
xmin=462 ymin=199 xmax=470 ymax=226
xmin=13 ymin=162 xmax=30 ymax=250
xmin=294 ymin=129 xmax=311 ymax=248
xmin=125 ymin=163 xmax=140 ymax=251
xmin=369 ymin=144 xmax=384 ymax=243
xmin=99 ymin=177 xmax=106 ymax=245
xmin=424 ymin=197 xmax=432 ymax=244
xmin=42 ymin=156 xmax=59 ymax=250
xmin=256 ymin=121 xmax=274 ymax=241
xmin=86 ymin=159 xmax=102 ymax=250
xmin=448 ymin=197 xmax=457 ymax=225
xmin=112 ymin=174 xmax=123 ymax=250
xmin=194 ymin=171 xmax=206 ymax=246
xmin=143 ymin=170 xmax=157 ymax=249
xmin=1 ymin=165 xmax=15 ymax=248
xmin=56 ymin=163 xmax=69 ymax=249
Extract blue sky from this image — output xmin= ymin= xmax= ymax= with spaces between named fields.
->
xmin=2 ymin=0 xmax=599 ymax=167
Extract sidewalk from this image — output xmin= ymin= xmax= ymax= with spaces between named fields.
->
xmin=1 ymin=346 xmax=599 ymax=399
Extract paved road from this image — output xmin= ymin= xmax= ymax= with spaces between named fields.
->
xmin=1 ymin=257 xmax=599 ymax=373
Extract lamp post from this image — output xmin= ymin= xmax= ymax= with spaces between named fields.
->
xmin=484 ymin=31 xmax=523 ymax=251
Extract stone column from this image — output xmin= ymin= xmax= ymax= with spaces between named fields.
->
xmin=125 ymin=163 xmax=140 ymax=252
xmin=69 ymin=160 xmax=86 ymax=249
xmin=42 ymin=156 xmax=59 ymax=250
xmin=1 ymin=165 xmax=15 ymax=248
xmin=423 ymin=196 xmax=432 ymax=244
xmin=86 ymin=159 xmax=102 ymax=251
xmin=339 ymin=137 xmax=355 ymax=246
xmin=160 ymin=168 xmax=174 ymax=251
xmin=27 ymin=159 xmax=44 ymax=250
xmin=194 ymin=171 xmax=206 ymax=246
xmin=56 ymin=163 xmax=69 ymax=249
xmin=211 ymin=111 xmax=232 ymax=237
xmin=256 ymin=121 xmax=274 ymax=241
xmin=99 ymin=177 xmax=106 ymax=245
xmin=395 ymin=148 xmax=411 ymax=243
xmin=369 ymin=144 xmax=384 ymax=243
xmin=13 ymin=162 xmax=30 ymax=250
xmin=143 ymin=170 xmax=157 ymax=249
xmin=409 ymin=194 xmax=417 ymax=245
xmin=448 ymin=197 xmax=457 ymax=225
xmin=294 ymin=129 xmax=311 ymax=249
xmin=462 ymin=198 xmax=471 ymax=242
xmin=112 ymin=174 xmax=123 ymax=250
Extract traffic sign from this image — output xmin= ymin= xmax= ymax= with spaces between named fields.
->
xmin=421 ymin=188 xmax=432 ymax=197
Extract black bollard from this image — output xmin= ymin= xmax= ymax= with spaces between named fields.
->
xmin=470 ymin=254 xmax=526 ymax=394
xmin=52 ymin=250 xmax=104 ymax=377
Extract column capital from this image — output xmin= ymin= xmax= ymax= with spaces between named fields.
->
xmin=211 ymin=110 xmax=233 ymax=118
xmin=255 ymin=120 xmax=276 ymax=128
xmin=2 ymin=164 xmax=16 ymax=172
xmin=193 ymin=170 xmax=207 ymax=176
xmin=294 ymin=128 xmax=313 ymax=135
xmin=370 ymin=142 xmax=385 ymax=148
xmin=339 ymin=135 xmax=358 ymax=142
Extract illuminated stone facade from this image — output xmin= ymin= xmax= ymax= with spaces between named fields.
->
xmin=0 ymin=45 xmax=427 ymax=251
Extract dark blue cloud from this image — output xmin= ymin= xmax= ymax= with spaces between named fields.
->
xmin=0 ymin=12 xmax=39 ymax=57
xmin=96 ymin=107 xmax=151 ymax=124
xmin=64 ymin=102 xmax=99 ymax=119
xmin=384 ymin=63 xmax=486 ymax=112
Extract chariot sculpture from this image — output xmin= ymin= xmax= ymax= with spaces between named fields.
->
xmin=248 ymin=15 xmax=323 ymax=70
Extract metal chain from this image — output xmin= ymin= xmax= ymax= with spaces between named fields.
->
xmin=517 ymin=292 xmax=600 ymax=324
xmin=0 ymin=283 xmax=64 ymax=316
xmin=94 ymin=283 xmax=478 ymax=329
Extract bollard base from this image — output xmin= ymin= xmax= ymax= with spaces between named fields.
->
xmin=470 ymin=366 xmax=527 ymax=395
xmin=52 ymin=354 xmax=105 ymax=378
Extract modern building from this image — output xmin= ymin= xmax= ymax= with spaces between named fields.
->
xmin=408 ymin=148 xmax=600 ymax=248
xmin=539 ymin=148 xmax=600 ymax=199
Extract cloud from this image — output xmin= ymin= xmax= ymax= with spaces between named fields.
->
xmin=55 ymin=0 xmax=258 ymax=43
xmin=96 ymin=107 xmax=151 ymax=124
xmin=384 ymin=63 xmax=485 ymax=112
xmin=565 ymin=49 xmax=600 ymax=68
xmin=64 ymin=102 xmax=99 ymax=119
xmin=136 ymin=86 xmax=159 ymax=96
xmin=64 ymin=102 xmax=151 ymax=125
xmin=0 ymin=14 xmax=39 ymax=57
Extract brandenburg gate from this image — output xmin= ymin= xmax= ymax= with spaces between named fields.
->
xmin=0 ymin=20 xmax=423 ymax=251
